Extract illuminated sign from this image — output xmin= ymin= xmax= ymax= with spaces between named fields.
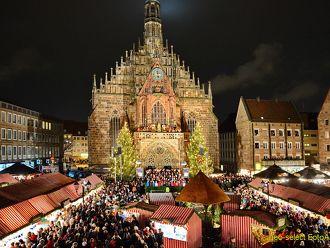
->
xmin=154 ymin=222 xmax=187 ymax=241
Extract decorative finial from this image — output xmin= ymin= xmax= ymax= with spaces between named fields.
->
xmin=208 ymin=81 xmax=212 ymax=99
xmin=105 ymin=72 xmax=108 ymax=82
xmin=111 ymin=67 xmax=113 ymax=77
xmin=93 ymin=74 xmax=96 ymax=87
xmin=197 ymin=77 xmax=200 ymax=87
xmin=125 ymin=50 xmax=128 ymax=58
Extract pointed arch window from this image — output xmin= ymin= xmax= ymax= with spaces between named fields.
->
xmin=187 ymin=117 xmax=196 ymax=132
xmin=110 ymin=116 xmax=120 ymax=148
xmin=142 ymin=102 xmax=147 ymax=127
xmin=152 ymin=101 xmax=166 ymax=125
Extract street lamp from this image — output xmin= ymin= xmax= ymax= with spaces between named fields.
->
xmin=261 ymin=180 xmax=275 ymax=205
xmin=74 ymin=179 xmax=91 ymax=205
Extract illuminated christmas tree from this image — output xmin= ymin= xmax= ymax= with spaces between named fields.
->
xmin=116 ymin=122 xmax=138 ymax=178
xmin=187 ymin=122 xmax=213 ymax=176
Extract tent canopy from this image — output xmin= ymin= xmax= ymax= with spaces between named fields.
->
xmin=254 ymin=164 xmax=297 ymax=180
xmin=0 ymin=163 xmax=40 ymax=175
xmin=294 ymin=166 xmax=330 ymax=179
xmin=176 ymin=171 xmax=230 ymax=205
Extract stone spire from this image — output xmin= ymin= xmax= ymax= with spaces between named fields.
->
xmin=144 ymin=0 xmax=163 ymax=56
xmin=208 ymin=81 xmax=213 ymax=99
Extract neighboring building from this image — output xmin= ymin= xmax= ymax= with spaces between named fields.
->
xmin=236 ymin=97 xmax=304 ymax=173
xmin=0 ymin=99 xmax=63 ymax=172
xmin=220 ymin=113 xmax=237 ymax=173
xmin=300 ymin=112 xmax=319 ymax=165
xmin=89 ymin=0 xmax=219 ymax=168
xmin=63 ymin=121 xmax=88 ymax=163
xmin=318 ymin=87 xmax=330 ymax=166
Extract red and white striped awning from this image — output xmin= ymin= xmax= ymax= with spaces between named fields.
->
xmin=12 ymin=201 xmax=40 ymax=222
xmin=149 ymin=193 xmax=175 ymax=206
xmin=150 ymin=205 xmax=194 ymax=225
xmin=47 ymin=188 xmax=71 ymax=206
xmin=0 ymin=206 xmax=29 ymax=234
xmin=28 ymin=195 xmax=57 ymax=214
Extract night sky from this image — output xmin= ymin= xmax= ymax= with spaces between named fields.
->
xmin=0 ymin=0 xmax=329 ymax=123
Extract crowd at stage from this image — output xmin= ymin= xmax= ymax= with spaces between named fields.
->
xmin=144 ymin=168 xmax=187 ymax=187
xmin=212 ymin=174 xmax=252 ymax=192
xmin=238 ymin=186 xmax=330 ymax=247
xmin=9 ymin=179 xmax=163 ymax=248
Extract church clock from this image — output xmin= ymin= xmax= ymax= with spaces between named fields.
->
xmin=151 ymin=68 xmax=164 ymax=81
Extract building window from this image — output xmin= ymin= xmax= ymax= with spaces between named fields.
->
xmin=23 ymin=131 xmax=26 ymax=141
xmin=311 ymin=144 xmax=317 ymax=147
xmin=296 ymin=142 xmax=300 ymax=149
xmin=254 ymin=129 xmax=259 ymax=136
xmin=141 ymin=102 xmax=147 ymax=126
xmin=279 ymin=129 xmax=284 ymax=137
xmin=263 ymin=142 xmax=268 ymax=149
xmin=13 ymin=146 xmax=17 ymax=159
xmin=18 ymin=146 xmax=22 ymax=158
xmin=7 ymin=129 xmax=12 ymax=140
xmin=1 ymin=111 xmax=6 ymax=123
xmin=23 ymin=117 xmax=26 ymax=126
xmin=13 ymin=130 xmax=17 ymax=140
xmin=23 ymin=146 xmax=26 ymax=158
xmin=327 ymin=158 xmax=330 ymax=165
xmin=288 ymin=142 xmax=292 ymax=149
xmin=295 ymin=130 xmax=300 ymax=137
xmin=188 ymin=117 xmax=196 ymax=132
xmin=7 ymin=146 xmax=12 ymax=160
xmin=1 ymin=128 xmax=6 ymax=140
xmin=264 ymin=155 xmax=269 ymax=159
xmin=325 ymin=119 xmax=329 ymax=126
xmin=271 ymin=142 xmax=276 ymax=149
xmin=13 ymin=114 xmax=17 ymax=124
xmin=151 ymin=101 xmax=166 ymax=125
xmin=287 ymin=129 xmax=292 ymax=137
xmin=296 ymin=155 xmax=301 ymax=159
xmin=325 ymin=131 xmax=330 ymax=139
xmin=255 ymin=142 xmax=260 ymax=149
xmin=270 ymin=129 xmax=276 ymax=136
xmin=279 ymin=142 xmax=284 ymax=149
xmin=110 ymin=117 xmax=121 ymax=148
xmin=18 ymin=130 xmax=22 ymax=140
xmin=327 ymin=145 xmax=330 ymax=152
xmin=17 ymin=115 xmax=21 ymax=125
xmin=7 ymin=113 xmax=12 ymax=123
xmin=1 ymin=145 xmax=6 ymax=160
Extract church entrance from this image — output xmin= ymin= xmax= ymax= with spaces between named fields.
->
xmin=143 ymin=143 xmax=177 ymax=168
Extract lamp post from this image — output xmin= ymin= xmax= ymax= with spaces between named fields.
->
xmin=74 ymin=179 xmax=91 ymax=206
xmin=261 ymin=180 xmax=275 ymax=205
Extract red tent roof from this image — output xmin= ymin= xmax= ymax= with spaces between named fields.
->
xmin=0 ymin=174 xmax=18 ymax=184
xmin=150 ymin=205 xmax=196 ymax=225
xmin=249 ymin=178 xmax=330 ymax=215
xmin=0 ymin=173 xmax=75 ymax=208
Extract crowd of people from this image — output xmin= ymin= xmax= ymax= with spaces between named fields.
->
xmin=212 ymin=174 xmax=252 ymax=192
xmin=8 ymin=179 xmax=164 ymax=248
xmin=144 ymin=168 xmax=187 ymax=187
xmin=238 ymin=186 xmax=330 ymax=247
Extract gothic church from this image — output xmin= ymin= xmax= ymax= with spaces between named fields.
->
xmin=89 ymin=0 xmax=219 ymax=168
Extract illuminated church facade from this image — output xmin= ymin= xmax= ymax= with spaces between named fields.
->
xmin=88 ymin=0 xmax=219 ymax=168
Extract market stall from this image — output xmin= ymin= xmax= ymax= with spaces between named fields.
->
xmin=123 ymin=201 xmax=159 ymax=227
xmin=149 ymin=192 xmax=175 ymax=206
xmin=221 ymin=210 xmax=284 ymax=247
xmin=150 ymin=205 xmax=202 ymax=248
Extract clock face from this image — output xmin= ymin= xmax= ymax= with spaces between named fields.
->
xmin=151 ymin=68 xmax=164 ymax=81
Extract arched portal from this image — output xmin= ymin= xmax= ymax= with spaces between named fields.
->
xmin=141 ymin=142 xmax=178 ymax=168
